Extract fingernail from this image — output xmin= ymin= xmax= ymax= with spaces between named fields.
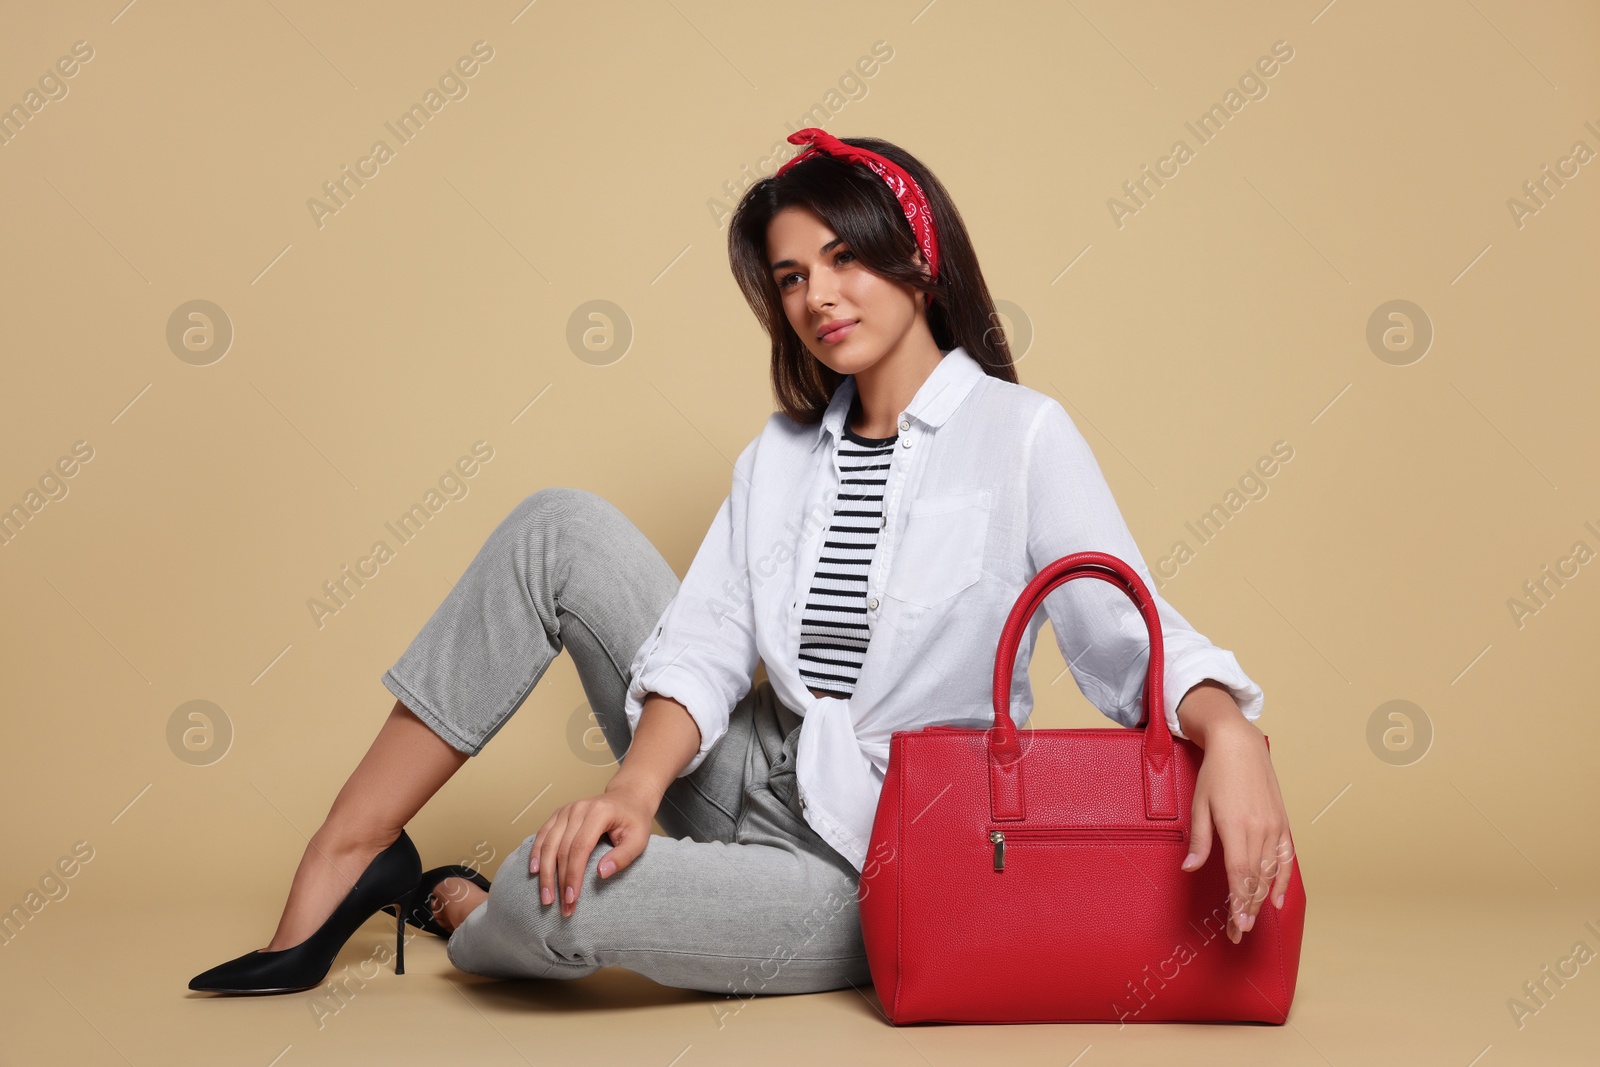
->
xmin=531 ymin=855 xmax=539 ymax=872
xmin=1181 ymin=853 xmax=1198 ymax=869
xmin=1274 ymin=893 xmax=1285 ymax=909
xmin=541 ymin=886 xmax=552 ymax=905
xmin=1241 ymin=913 xmax=1255 ymax=931
xmin=564 ymin=885 xmax=575 ymax=904
xmin=599 ymin=859 xmax=614 ymax=877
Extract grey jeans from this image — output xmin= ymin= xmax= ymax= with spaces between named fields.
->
xmin=379 ymin=487 xmax=872 ymax=996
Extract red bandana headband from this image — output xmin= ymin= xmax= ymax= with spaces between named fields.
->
xmin=775 ymin=128 xmax=941 ymax=283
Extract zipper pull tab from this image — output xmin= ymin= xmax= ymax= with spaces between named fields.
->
xmin=990 ymin=830 xmax=1005 ymax=872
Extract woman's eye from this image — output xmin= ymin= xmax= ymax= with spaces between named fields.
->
xmin=776 ymin=250 xmax=852 ymax=292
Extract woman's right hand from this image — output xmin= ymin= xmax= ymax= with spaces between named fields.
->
xmin=530 ymin=779 xmax=657 ymax=918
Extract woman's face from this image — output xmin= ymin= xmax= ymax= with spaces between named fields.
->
xmin=766 ymin=205 xmax=925 ymax=376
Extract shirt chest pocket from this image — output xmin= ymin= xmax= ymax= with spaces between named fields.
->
xmin=885 ymin=489 xmax=991 ymax=608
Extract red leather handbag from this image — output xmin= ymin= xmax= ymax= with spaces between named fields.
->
xmin=857 ymin=550 xmax=1307 ymax=1024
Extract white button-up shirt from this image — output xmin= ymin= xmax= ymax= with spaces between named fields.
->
xmin=624 ymin=345 xmax=1263 ymax=872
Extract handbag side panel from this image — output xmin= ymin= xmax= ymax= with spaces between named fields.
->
xmin=857 ymin=732 xmax=906 ymax=1017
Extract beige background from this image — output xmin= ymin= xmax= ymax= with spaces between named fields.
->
xmin=2 ymin=0 xmax=1597 ymax=1063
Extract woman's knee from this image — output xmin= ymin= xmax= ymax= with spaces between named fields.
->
xmin=509 ymin=487 xmax=616 ymax=534
xmin=448 ymin=833 xmax=612 ymax=977
xmin=536 ymin=838 xmax=641 ymax=964
xmin=499 ymin=488 xmax=641 ymax=576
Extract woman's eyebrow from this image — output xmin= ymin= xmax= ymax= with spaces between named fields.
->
xmin=770 ymin=237 xmax=845 ymax=273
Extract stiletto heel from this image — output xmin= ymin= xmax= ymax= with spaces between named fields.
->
xmin=393 ymin=887 xmax=411 ymax=975
xmin=189 ymin=829 xmax=423 ymax=995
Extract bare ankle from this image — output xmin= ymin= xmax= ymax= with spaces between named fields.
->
xmin=435 ymin=878 xmax=488 ymax=934
xmin=311 ymin=821 xmax=401 ymax=859
xmin=262 ymin=830 xmax=402 ymax=953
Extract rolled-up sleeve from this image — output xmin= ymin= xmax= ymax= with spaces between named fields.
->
xmin=1021 ymin=399 xmax=1263 ymax=741
xmin=622 ymin=437 xmax=761 ymax=775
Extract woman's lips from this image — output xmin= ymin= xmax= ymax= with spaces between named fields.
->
xmin=819 ymin=320 xmax=857 ymax=344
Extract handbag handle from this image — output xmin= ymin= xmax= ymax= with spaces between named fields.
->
xmin=986 ymin=550 xmax=1179 ymax=821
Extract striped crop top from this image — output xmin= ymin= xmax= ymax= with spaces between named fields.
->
xmin=798 ymin=423 xmax=898 ymax=697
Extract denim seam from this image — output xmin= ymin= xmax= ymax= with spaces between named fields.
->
xmin=561 ymin=600 xmax=740 ymax=827
xmin=557 ymin=600 xmax=632 ymax=699
xmin=728 ymin=714 xmax=755 ymax=841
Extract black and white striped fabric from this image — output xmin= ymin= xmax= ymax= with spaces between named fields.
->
xmin=798 ymin=425 xmax=897 ymax=697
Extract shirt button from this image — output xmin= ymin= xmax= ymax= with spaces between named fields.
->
xmin=868 ymin=596 xmax=879 ymax=610
xmin=898 ymin=418 xmax=910 ymax=432
xmin=901 ymin=436 xmax=913 ymax=448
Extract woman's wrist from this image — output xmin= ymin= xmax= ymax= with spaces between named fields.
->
xmin=1175 ymin=680 xmax=1254 ymax=750
xmin=605 ymin=766 xmax=667 ymax=813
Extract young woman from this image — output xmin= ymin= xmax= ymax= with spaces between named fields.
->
xmin=189 ymin=130 xmax=1294 ymax=998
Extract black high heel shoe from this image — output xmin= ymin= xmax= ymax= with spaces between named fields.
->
xmin=383 ymin=864 xmax=492 ymax=938
xmin=188 ymin=829 xmax=423 ymax=995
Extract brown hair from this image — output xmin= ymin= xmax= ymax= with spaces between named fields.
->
xmin=727 ymin=135 xmax=1018 ymax=425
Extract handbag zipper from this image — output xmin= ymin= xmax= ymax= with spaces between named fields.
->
xmin=988 ymin=826 xmax=1187 ymax=872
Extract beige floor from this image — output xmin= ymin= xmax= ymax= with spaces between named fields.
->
xmin=2 ymin=890 xmax=1595 ymax=1065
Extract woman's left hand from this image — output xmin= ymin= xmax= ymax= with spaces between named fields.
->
xmin=1179 ymin=718 xmax=1294 ymax=944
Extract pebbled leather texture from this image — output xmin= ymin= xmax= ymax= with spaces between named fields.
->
xmin=857 ymin=551 xmax=1308 ymax=1024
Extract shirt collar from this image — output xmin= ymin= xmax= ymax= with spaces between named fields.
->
xmin=812 ymin=345 xmax=986 ymax=453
